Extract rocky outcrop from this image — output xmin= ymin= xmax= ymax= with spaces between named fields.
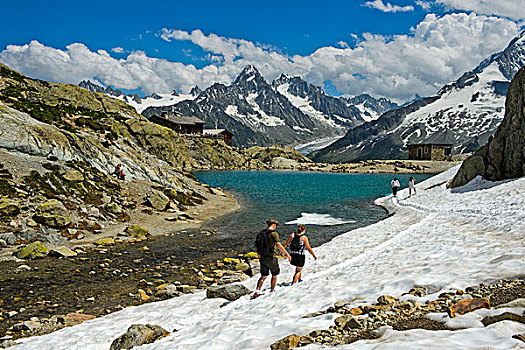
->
xmin=450 ymin=66 xmax=525 ymax=187
xmin=33 ymin=199 xmax=71 ymax=228
xmin=109 ymin=324 xmax=170 ymax=350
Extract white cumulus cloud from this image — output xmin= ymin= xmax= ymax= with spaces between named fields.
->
xmin=111 ymin=47 xmax=125 ymax=53
xmin=433 ymin=0 xmax=525 ymax=21
xmin=0 ymin=13 xmax=520 ymax=102
xmin=363 ymin=0 xmax=415 ymax=13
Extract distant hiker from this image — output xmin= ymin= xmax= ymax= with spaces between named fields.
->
xmin=391 ymin=178 xmax=400 ymax=198
xmin=253 ymin=219 xmax=291 ymax=298
xmin=113 ymin=163 xmax=121 ymax=177
xmin=119 ymin=170 xmax=126 ymax=181
xmin=284 ymin=224 xmax=317 ymax=285
xmin=408 ymin=176 xmax=416 ymax=196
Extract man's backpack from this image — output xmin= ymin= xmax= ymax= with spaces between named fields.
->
xmin=255 ymin=229 xmax=271 ymax=257
xmin=289 ymin=234 xmax=302 ymax=252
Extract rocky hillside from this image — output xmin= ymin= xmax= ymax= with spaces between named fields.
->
xmin=311 ymin=31 xmax=525 ymax=163
xmin=450 ymin=66 xmax=525 ymax=187
xmin=0 ymin=63 xmax=311 ymax=252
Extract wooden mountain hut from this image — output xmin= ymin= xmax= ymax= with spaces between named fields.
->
xmin=150 ymin=111 xmax=205 ymax=135
xmin=203 ymin=129 xmax=234 ymax=146
xmin=408 ymin=131 xmax=455 ymax=161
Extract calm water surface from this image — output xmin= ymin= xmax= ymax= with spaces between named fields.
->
xmin=195 ymin=171 xmax=434 ymax=249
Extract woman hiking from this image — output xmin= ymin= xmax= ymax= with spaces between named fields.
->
xmin=284 ymin=224 xmax=317 ymax=285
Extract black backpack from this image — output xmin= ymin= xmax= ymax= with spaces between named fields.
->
xmin=255 ymin=229 xmax=271 ymax=257
xmin=290 ymin=234 xmax=302 ymax=252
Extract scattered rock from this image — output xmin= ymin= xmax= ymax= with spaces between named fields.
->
xmin=60 ymin=313 xmax=96 ymax=326
xmin=95 ymin=237 xmax=115 ymax=246
xmin=33 ymin=199 xmax=71 ymax=228
xmin=14 ymin=241 xmax=50 ymax=259
xmin=0 ymin=198 xmax=21 ymax=217
xmin=481 ymin=312 xmax=525 ymax=327
xmin=335 ymin=315 xmax=362 ymax=330
xmin=49 ymin=247 xmax=78 ymax=258
xmin=147 ymin=190 xmax=170 ymax=211
xmin=125 ymin=224 xmax=150 ymax=238
xmin=270 ymin=334 xmax=301 ymax=350
xmin=0 ymin=239 xmax=6 ymax=248
xmin=138 ymin=289 xmax=150 ymax=301
xmin=105 ymin=202 xmax=123 ymax=215
xmin=206 ymin=284 xmax=252 ymax=301
xmin=0 ymin=232 xmax=16 ymax=245
xmin=377 ymin=295 xmax=397 ymax=305
xmin=244 ymin=252 xmax=259 ymax=259
xmin=110 ymin=324 xmax=169 ymax=350
xmin=513 ymin=334 xmax=525 ymax=343
xmin=448 ymin=298 xmax=490 ymax=318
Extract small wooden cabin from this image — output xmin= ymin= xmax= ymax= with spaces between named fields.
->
xmin=203 ymin=129 xmax=234 ymax=146
xmin=150 ymin=111 xmax=205 ymax=134
xmin=408 ymin=132 xmax=454 ymax=161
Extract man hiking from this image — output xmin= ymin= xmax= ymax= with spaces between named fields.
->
xmin=253 ymin=219 xmax=291 ymax=299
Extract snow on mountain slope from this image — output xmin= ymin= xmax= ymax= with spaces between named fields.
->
xmin=120 ymin=92 xmax=196 ymax=114
xmin=14 ymin=168 xmax=525 ymax=350
xmin=396 ymin=61 xmax=506 ymax=151
xmin=312 ymin=30 xmax=525 ymax=163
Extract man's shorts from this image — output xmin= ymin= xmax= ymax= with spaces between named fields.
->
xmin=260 ymin=256 xmax=280 ymax=276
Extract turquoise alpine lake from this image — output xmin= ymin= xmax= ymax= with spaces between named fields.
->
xmin=195 ymin=171 xmax=434 ymax=248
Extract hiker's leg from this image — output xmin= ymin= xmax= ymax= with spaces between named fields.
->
xmin=270 ymin=275 xmax=277 ymax=291
xmin=256 ymin=275 xmax=267 ymax=291
xmin=292 ymin=267 xmax=303 ymax=284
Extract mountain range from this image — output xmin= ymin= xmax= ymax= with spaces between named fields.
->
xmin=310 ymin=30 xmax=525 ymax=162
xmin=80 ymin=66 xmax=398 ymax=148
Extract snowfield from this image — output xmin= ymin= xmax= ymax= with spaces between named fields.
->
xmin=15 ymin=167 xmax=525 ymax=349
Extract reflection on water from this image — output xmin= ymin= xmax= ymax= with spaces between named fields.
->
xmin=195 ymin=171 xmax=434 ymax=249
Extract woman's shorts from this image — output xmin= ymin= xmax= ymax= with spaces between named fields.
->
xmin=291 ymin=253 xmax=306 ymax=267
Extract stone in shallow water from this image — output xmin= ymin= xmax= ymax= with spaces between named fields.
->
xmin=110 ymin=324 xmax=170 ymax=350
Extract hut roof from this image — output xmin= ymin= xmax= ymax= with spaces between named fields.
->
xmin=152 ymin=113 xmax=205 ymax=126
xmin=203 ymin=129 xmax=233 ymax=136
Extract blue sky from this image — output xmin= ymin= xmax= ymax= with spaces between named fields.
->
xmin=0 ymin=0 xmax=523 ymax=101
xmin=1 ymin=0 xmax=428 ymax=62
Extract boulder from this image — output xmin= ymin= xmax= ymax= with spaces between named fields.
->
xmin=110 ymin=324 xmax=170 ymax=350
xmin=448 ymin=298 xmax=490 ymax=318
xmin=105 ymin=202 xmax=123 ymax=215
xmin=33 ymin=199 xmax=71 ymax=228
xmin=377 ymin=295 xmax=397 ymax=305
xmin=95 ymin=237 xmax=115 ymax=246
xmin=14 ymin=241 xmax=50 ymax=259
xmin=334 ymin=315 xmax=362 ymax=330
xmin=481 ymin=312 xmax=525 ymax=327
xmin=206 ymin=284 xmax=252 ymax=301
xmin=270 ymin=334 xmax=301 ymax=350
xmin=451 ymin=66 xmax=525 ymax=187
xmin=147 ymin=190 xmax=170 ymax=211
xmin=217 ymin=273 xmax=249 ymax=285
xmin=0 ymin=232 xmax=16 ymax=245
xmin=49 ymin=247 xmax=78 ymax=257
xmin=125 ymin=224 xmax=150 ymax=238
xmin=244 ymin=251 xmax=259 ymax=259
xmin=0 ymin=198 xmax=21 ymax=217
